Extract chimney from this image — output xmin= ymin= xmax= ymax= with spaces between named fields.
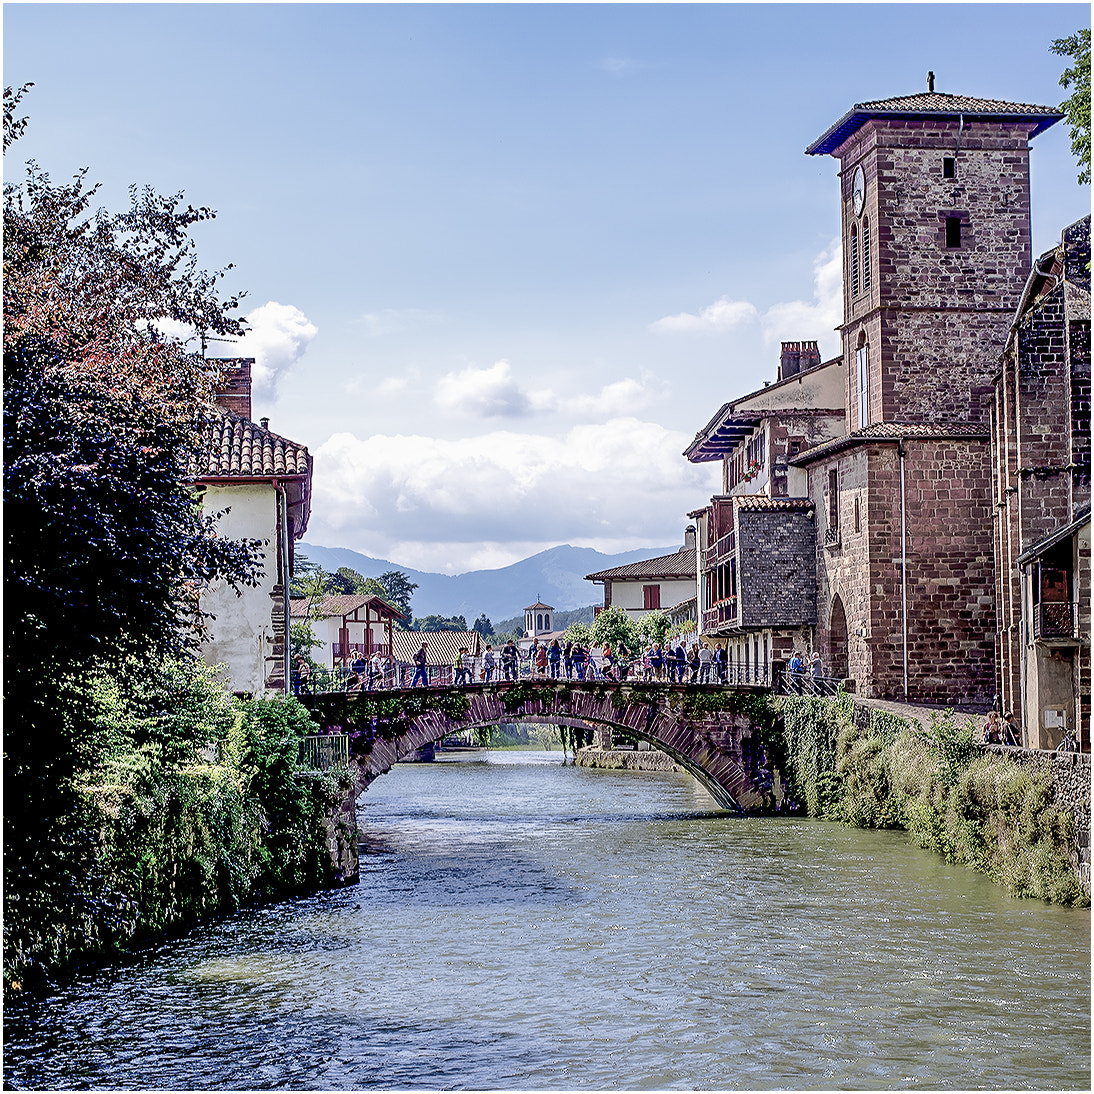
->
xmin=779 ymin=341 xmax=821 ymax=381
xmin=684 ymin=525 xmax=696 ymax=551
xmin=212 ymin=358 xmax=254 ymax=420
xmin=779 ymin=342 xmax=802 ymax=381
xmin=927 ymin=71 xmax=935 ymax=93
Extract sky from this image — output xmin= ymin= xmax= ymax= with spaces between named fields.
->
xmin=4 ymin=2 xmax=1090 ymax=573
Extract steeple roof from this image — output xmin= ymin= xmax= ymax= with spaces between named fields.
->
xmin=806 ymin=90 xmax=1064 ymax=156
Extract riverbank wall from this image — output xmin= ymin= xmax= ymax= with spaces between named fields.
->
xmin=569 ymin=693 xmax=1089 ymax=905
xmin=573 ymin=747 xmax=684 ymax=773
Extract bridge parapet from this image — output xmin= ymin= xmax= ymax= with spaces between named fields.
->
xmin=301 ymin=681 xmax=781 ymax=814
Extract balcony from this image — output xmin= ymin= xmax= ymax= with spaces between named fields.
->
xmin=707 ymin=529 xmax=736 ymax=566
xmin=702 ymin=595 xmax=738 ymax=633
xmin=1033 ymin=601 xmax=1080 ymax=643
xmin=333 ymin=642 xmax=393 ymax=659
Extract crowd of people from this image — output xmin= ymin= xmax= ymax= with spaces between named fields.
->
xmin=292 ymin=635 xmax=780 ymax=692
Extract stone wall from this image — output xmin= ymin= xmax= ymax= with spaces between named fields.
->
xmin=573 ymin=747 xmax=684 ymax=773
xmin=738 ymin=508 xmax=816 ymax=627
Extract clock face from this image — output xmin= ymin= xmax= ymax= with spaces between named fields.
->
xmin=852 ymin=165 xmax=866 ymax=215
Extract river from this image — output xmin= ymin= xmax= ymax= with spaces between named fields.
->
xmin=3 ymin=751 xmax=1090 ymax=1090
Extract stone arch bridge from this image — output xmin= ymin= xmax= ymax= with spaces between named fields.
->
xmin=301 ymin=680 xmax=780 ymax=815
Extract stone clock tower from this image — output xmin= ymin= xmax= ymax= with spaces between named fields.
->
xmin=796 ymin=82 xmax=1063 ymax=704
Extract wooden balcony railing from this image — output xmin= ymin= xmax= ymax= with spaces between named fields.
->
xmin=1034 ymin=601 xmax=1079 ymax=640
xmin=702 ymin=596 xmax=738 ymax=632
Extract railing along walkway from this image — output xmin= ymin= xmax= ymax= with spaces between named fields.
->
xmin=293 ymin=657 xmax=774 ymax=695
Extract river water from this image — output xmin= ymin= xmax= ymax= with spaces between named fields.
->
xmin=3 ymin=751 xmax=1090 ymax=1090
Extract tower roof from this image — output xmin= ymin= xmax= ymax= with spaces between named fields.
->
xmin=806 ymin=90 xmax=1064 ymax=156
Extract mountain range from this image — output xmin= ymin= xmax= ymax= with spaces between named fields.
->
xmin=295 ymin=541 xmax=680 ymax=624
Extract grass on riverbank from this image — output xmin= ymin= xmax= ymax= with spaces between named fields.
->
xmin=777 ymin=694 xmax=1088 ymax=906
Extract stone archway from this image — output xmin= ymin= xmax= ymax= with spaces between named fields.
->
xmin=302 ymin=683 xmax=779 ymax=815
xmin=829 ymin=594 xmax=849 ymax=679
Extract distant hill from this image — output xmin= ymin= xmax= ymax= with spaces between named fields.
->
xmin=295 ymin=541 xmax=680 ymax=624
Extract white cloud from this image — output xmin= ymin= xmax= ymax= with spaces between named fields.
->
xmin=435 ymin=359 xmax=556 ymax=418
xmin=357 ymin=308 xmax=443 ymax=336
xmin=433 ymin=360 xmax=666 ymax=421
xmin=760 ymin=238 xmax=842 ymax=357
xmin=562 ymin=373 xmax=666 ymax=417
xmin=307 ymin=418 xmax=720 ymax=572
xmin=650 ymin=297 xmax=758 ymax=334
xmin=647 ymin=240 xmax=843 ymax=359
xmin=236 ymin=301 xmax=318 ymax=399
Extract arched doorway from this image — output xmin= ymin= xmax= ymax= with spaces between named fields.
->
xmin=829 ymin=595 xmax=849 ymax=680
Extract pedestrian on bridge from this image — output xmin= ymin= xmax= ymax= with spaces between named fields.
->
xmin=548 ymin=639 xmax=562 ymax=678
xmin=454 ymin=647 xmax=470 ymax=685
xmin=412 ymin=642 xmax=429 ymax=687
xmin=501 ymin=640 xmax=519 ymax=681
xmin=483 ymin=645 xmax=496 ymax=682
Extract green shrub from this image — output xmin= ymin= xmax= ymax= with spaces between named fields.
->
xmin=771 ymin=698 xmax=1087 ymax=907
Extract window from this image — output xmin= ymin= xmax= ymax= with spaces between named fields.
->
xmin=854 ymin=496 xmax=861 ymax=533
xmin=943 ymin=157 xmax=956 ymax=178
xmin=946 ymin=216 xmax=961 ymax=248
xmin=857 ymin=343 xmax=869 ymax=428
xmin=850 ymin=223 xmax=859 ymax=296
xmin=862 ymin=218 xmax=871 ymax=290
xmin=643 ymin=585 xmax=661 ymax=610
xmin=827 ymin=469 xmax=840 ymax=543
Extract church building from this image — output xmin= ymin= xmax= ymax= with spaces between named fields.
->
xmin=793 ymin=81 xmax=1065 ymax=706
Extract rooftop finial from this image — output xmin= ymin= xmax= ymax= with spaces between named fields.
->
xmin=927 ymin=71 xmax=935 ymax=93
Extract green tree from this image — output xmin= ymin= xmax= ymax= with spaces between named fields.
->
xmin=290 ymin=621 xmax=323 ymax=669
xmin=563 ymin=621 xmax=594 ymax=646
xmin=377 ymin=569 xmax=417 ymax=621
xmin=590 ymin=604 xmax=639 ymax=655
xmin=413 ymin=613 xmax=467 ymax=632
xmin=326 ymin=566 xmax=369 ymax=595
xmin=472 ymin=613 xmax=494 ymax=638
xmin=637 ymin=609 xmax=672 ymax=649
xmin=1052 ymin=28 xmax=1091 ymax=185
xmin=3 ymin=86 xmax=260 ymax=986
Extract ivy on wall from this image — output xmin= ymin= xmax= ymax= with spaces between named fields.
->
xmin=775 ymin=695 xmax=1087 ymax=906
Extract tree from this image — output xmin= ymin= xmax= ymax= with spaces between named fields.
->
xmin=472 ymin=613 xmax=494 ymax=638
xmin=590 ymin=605 xmax=640 ymax=654
xmin=637 ymin=610 xmax=672 ymax=649
xmin=1052 ymin=28 xmax=1091 ymax=185
xmin=413 ymin=614 xmax=467 ymax=632
xmin=377 ymin=570 xmax=417 ymax=620
xmin=4 ymin=86 xmax=260 ymax=985
xmin=326 ymin=566 xmax=369 ymax=595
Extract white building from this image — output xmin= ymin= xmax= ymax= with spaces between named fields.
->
xmin=189 ymin=359 xmax=312 ymax=694
xmin=585 ymin=533 xmax=697 ymax=621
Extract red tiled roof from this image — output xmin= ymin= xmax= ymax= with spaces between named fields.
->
xmin=189 ymin=406 xmax=310 ymax=479
xmin=792 ymin=421 xmax=989 ymax=464
xmin=391 ymin=630 xmax=483 ymax=664
xmin=733 ymin=495 xmax=815 ymax=511
xmin=586 ymin=548 xmax=695 ymax=582
xmin=290 ymin=594 xmax=405 ymax=621
xmin=807 ymin=90 xmax=1064 ymax=155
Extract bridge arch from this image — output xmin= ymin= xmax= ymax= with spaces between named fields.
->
xmin=301 ymin=681 xmax=779 ymax=814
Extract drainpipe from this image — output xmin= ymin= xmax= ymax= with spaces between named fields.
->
xmin=898 ymin=439 xmax=909 ymax=701
xmin=273 ymin=479 xmax=292 ymax=693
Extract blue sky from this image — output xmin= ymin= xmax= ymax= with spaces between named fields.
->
xmin=5 ymin=2 xmax=1090 ymax=572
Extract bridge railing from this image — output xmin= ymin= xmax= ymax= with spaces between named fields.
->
xmin=292 ymin=656 xmax=781 ymax=694
xmin=300 ymin=733 xmax=350 ymax=770
xmin=775 ymin=669 xmax=843 ymax=697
